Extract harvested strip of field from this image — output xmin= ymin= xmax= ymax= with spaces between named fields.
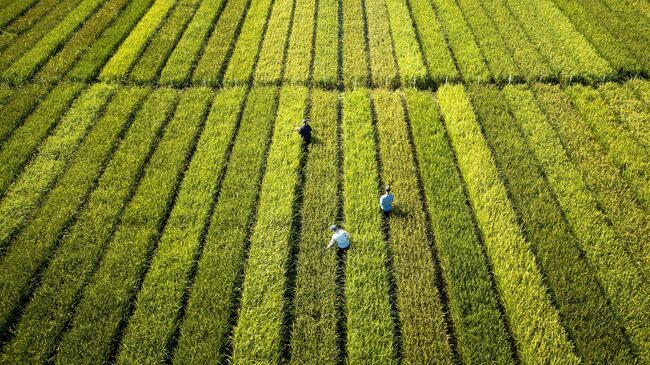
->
xmin=283 ymin=0 xmax=316 ymax=84
xmin=534 ymin=84 xmax=650 ymax=270
xmin=159 ymin=0 xmax=227 ymax=86
xmin=312 ymin=0 xmax=338 ymax=88
xmin=222 ymin=0 xmax=275 ymax=85
xmin=232 ymin=86 xmax=307 ymax=363
xmin=385 ymin=0 xmax=427 ymax=87
xmin=503 ymin=84 xmax=650 ymax=361
xmin=55 ymin=88 xmax=213 ymax=364
xmin=0 ymin=83 xmax=114 ymax=248
xmin=471 ymin=84 xmax=636 ymax=364
xmin=172 ymin=87 xmax=277 ymax=364
xmin=341 ymin=0 xmax=368 ymax=87
xmin=2 ymin=0 xmax=108 ymax=83
xmin=254 ymin=0 xmax=295 ymax=85
xmin=0 ymin=89 xmax=178 ymax=362
xmin=66 ymin=0 xmax=155 ymax=81
xmin=599 ymin=82 xmax=650 ymax=151
xmin=99 ymin=0 xmax=177 ymax=81
xmin=35 ymin=0 xmax=133 ymax=81
xmin=438 ymin=84 xmax=579 ymax=363
xmin=405 ymin=0 xmax=457 ymax=83
xmin=0 ymin=83 xmax=50 ymax=148
xmin=129 ymin=0 xmax=202 ymax=84
xmin=364 ymin=0 xmax=397 ymax=88
xmin=116 ymin=87 xmax=246 ymax=364
xmin=190 ymin=0 xmax=251 ymax=86
xmin=0 ymin=87 xmax=148 ymax=363
xmin=373 ymin=89 xmax=452 ymax=363
xmin=404 ymin=88 xmax=513 ymax=364
xmin=430 ymin=0 xmax=489 ymax=83
xmin=342 ymin=89 xmax=395 ymax=363
xmin=0 ymin=83 xmax=81 ymax=195
xmin=289 ymin=89 xmax=339 ymax=364
xmin=566 ymin=85 xmax=650 ymax=213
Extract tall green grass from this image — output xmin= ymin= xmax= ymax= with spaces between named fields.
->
xmin=172 ymin=87 xmax=278 ymax=364
xmin=0 ymin=0 xmax=40 ymax=30
xmin=364 ymin=0 xmax=398 ymax=88
xmin=232 ymin=86 xmax=308 ymax=363
xmin=438 ymin=84 xmax=579 ymax=363
xmin=115 ymin=87 xmax=246 ymax=364
xmin=55 ymin=88 xmax=213 ymax=364
xmin=283 ymin=0 xmax=316 ymax=84
xmin=342 ymin=0 xmax=368 ymax=87
xmin=373 ymin=89 xmax=453 ymax=363
xmin=0 ymin=83 xmax=115 ymax=248
xmin=312 ymin=0 xmax=338 ymax=88
xmin=0 ymin=83 xmax=50 ymax=147
xmin=503 ymin=84 xmax=650 ymax=361
xmin=404 ymin=88 xmax=513 ymax=364
xmin=385 ymin=0 xmax=428 ymax=87
xmin=0 ymin=89 xmax=179 ymax=363
xmin=599 ymin=82 xmax=650 ymax=150
xmin=0 ymin=0 xmax=65 ymax=51
xmin=289 ymin=89 xmax=339 ymax=364
xmin=470 ymin=85 xmax=636 ymax=363
xmin=342 ymin=88 xmax=395 ymax=363
xmin=254 ymin=0 xmax=295 ymax=85
xmin=0 ymin=87 xmax=148 ymax=363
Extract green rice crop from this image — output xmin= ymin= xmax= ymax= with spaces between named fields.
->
xmin=438 ymin=84 xmax=579 ymax=363
xmin=373 ymin=89 xmax=453 ymax=363
xmin=172 ymin=87 xmax=278 ymax=364
xmin=231 ymin=86 xmax=308 ymax=363
xmin=115 ymin=87 xmax=246 ymax=364
xmin=385 ymin=0 xmax=428 ymax=87
xmin=342 ymin=0 xmax=368 ymax=87
xmin=289 ymin=89 xmax=340 ymax=364
xmin=283 ymin=0 xmax=316 ymax=84
xmin=470 ymin=84 xmax=637 ymax=364
xmin=0 ymin=0 xmax=63 ymax=50
xmin=404 ymin=88 xmax=513 ymax=364
xmin=0 ymin=87 xmax=148 ymax=363
xmin=364 ymin=0 xmax=398 ymax=88
xmin=158 ymin=0 xmax=227 ymax=86
xmin=342 ymin=88 xmax=395 ymax=363
xmin=599 ymin=82 xmax=650 ymax=150
xmin=0 ymin=83 xmax=115 ymax=248
xmin=503 ymin=84 xmax=650 ymax=361
xmin=0 ymin=0 xmax=39 ymax=29
xmin=0 ymin=89 xmax=179 ymax=363
xmin=254 ymin=0 xmax=295 ymax=85
xmin=0 ymin=83 xmax=50 ymax=147
xmin=55 ymin=88 xmax=213 ymax=364
xmin=312 ymin=0 xmax=338 ymax=88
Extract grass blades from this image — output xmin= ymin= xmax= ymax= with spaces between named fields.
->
xmin=342 ymin=89 xmax=395 ymax=363
xmin=373 ymin=89 xmax=453 ymax=363
xmin=503 ymin=84 xmax=650 ymax=361
xmin=0 ymin=83 xmax=50 ymax=148
xmin=430 ymin=0 xmax=490 ymax=83
xmin=0 ymin=83 xmax=114 ymax=248
xmin=0 ymin=0 xmax=64 ymax=51
xmin=0 ymin=89 xmax=178 ymax=362
xmin=385 ymin=0 xmax=428 ymax=87
xmin=288 ymin=89 xmax=339 ymax=364
xmin=222 ymin=0 xmax=275 ymax=85
xmin=599 ymin=82 xmax=650 ymax=151
xmin=566 ymin=85 xmax=650 ymax=212
xmin=2 ymin=0 xmax=108 ymax=84
xmin=129 ymin=0 xmax=202 ymax=84
xmin=405 ymin=0 xmax=457 ymax=84
xmin=253 ymin=0 xmax=295 ymax=85
xmin=158 ymin=0 xmax=227 ymax=86
xmin=364 ymin=0 xmax=398 ymax=88
xmin=35 ymin=0 xmax=132 ymax=82
xmin=437 ymin=84 xmax=579 ymax=363
xmin=534 ymin=84 xmax=650 ymax=270
xmin=66 ymin=0 xmax=155 ymax=82
xmin=99 ymin=0 xmax=177 ymax=81
xmin=404 ymin=88 xmax=513 ymax=364
xmin=0 ymin=0 xmax=40 ymax=29
xmin=0 ymin=92 xmax=86 ymax=196
xmin=0 ymin=87 xmax=148 ymax=363
xmin=312 ymin=0 xmax=338 ymax=88
xmin=231 ymin=86 xmax=307 ymax=363
xmin=283 ymin=0 xmax=316 ymax=84
xmin=470 ymin=85 xmax=637 ymax=363
xmin=172 ymin=87 xmax=277 ymax=364
xmin=55 ymin=88 xmax=213 ymax=364
xmin=190 ymin=0 xmax=251 ymax=86
xmin=0 ymin=84 xmax=14 ymax=106
xmin=341 ymin=0 xmax=368 ymax=88
xmin=115 ymin=87 xmax=246 ymax=364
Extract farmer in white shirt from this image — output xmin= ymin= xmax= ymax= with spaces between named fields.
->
xmin=379 ymin=185 xmax=394 ymax=216
xmin=327 ymin=225 xmax=350 ymax=250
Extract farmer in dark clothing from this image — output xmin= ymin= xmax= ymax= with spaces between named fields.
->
xmin=295 ymin=118 xmax=312 ymax=144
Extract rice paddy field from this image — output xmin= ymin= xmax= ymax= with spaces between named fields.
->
xmin=0 ymin=0 xmax=648 ymax=363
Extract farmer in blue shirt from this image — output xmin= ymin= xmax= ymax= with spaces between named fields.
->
xmin=379 ymin=185 xmax=394 ymax=216
xmin=327 ymin=225 xmax=350 ymax=251
xmin=295 ymin=118 xmax=312 ymax=144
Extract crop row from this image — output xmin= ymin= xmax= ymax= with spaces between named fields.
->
xmin=0 ymin=83 xmax=51 ymax=155
xmin=253 ymin=0 xmax=296 ymax=85
xmin=311 ymin=0 xmax=338 ymax=88
xmin=598 ymin=83 xmax=650 ymax=152
xmin=0 ymin=0 xmax=62 ymax=50
xmin=283 ymin=0 xmax=316 ymax=84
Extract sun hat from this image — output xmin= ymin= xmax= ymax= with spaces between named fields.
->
xmin=330 ymin=225 xmax=337 ymax=231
